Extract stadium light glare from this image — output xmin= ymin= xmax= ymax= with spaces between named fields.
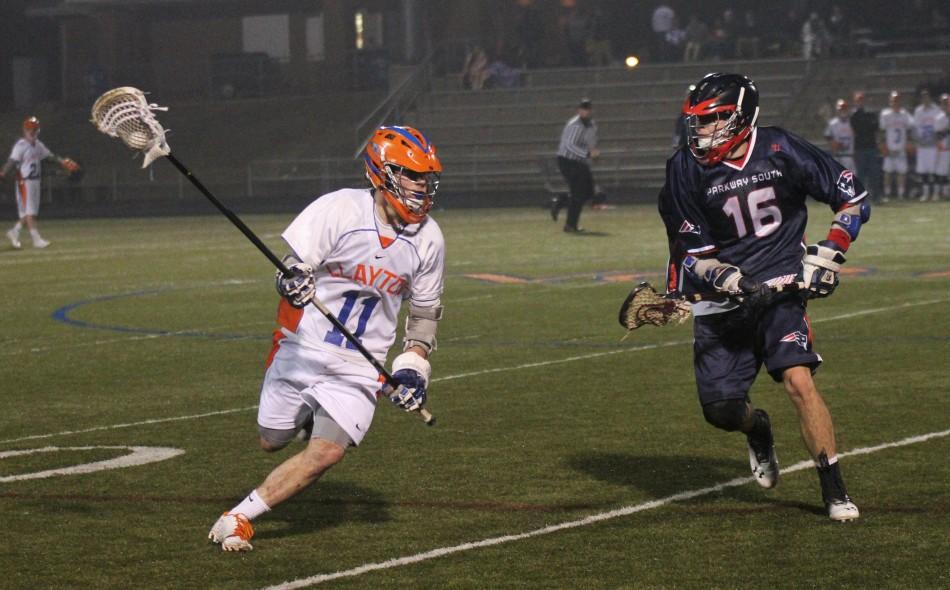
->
xmin=625 ymin=55 xmax=640 ymax=68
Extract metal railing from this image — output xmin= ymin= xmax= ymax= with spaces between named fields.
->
xmin=352 ymin=50 xmax=435 ymax=158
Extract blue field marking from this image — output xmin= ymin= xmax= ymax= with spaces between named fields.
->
xmin=51 ymin=288 xmax=268 ymax=341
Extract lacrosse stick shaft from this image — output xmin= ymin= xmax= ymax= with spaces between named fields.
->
xmin=163 ymin=154 xmax=434 ymax=425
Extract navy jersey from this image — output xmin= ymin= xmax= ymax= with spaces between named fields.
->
xmin=659 ymin=126 xmax=867 ymax=299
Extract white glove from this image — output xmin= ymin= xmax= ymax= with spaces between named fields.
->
xmin=275 ymin=256 xmax=315 ymax=308
xmin=802 ymin=244 xmax=846 ymax=298
xmin=385 ymin=352 xmax=431 ymax=412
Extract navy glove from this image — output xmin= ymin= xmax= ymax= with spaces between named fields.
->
xmin=388 ymin=368 xmax=428 ymax=412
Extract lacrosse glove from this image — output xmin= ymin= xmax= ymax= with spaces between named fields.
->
xmin=275 ymin=256 xmax=315 ymax=308
xmin=708 ymin=265 xmax=774 ymax=309
xmin=802 ymin=244 xmax=846 ymax=299
xmin=386 ymin=352 xmax=430 ymax=412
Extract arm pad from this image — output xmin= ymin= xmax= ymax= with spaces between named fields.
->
xmin=826 ymin=201 xmax=870 ymax=251
xmin=403 ymin=302 xmax=443 ymax=354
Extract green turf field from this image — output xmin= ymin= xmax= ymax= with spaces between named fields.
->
xmin=1 ymin=202 xmax=948 ymax=589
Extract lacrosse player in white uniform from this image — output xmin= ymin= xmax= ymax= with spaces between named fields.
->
xmin=208 ymin=126 xmax=445 ymax=551
xmin=824 ymin=98 xmax=855 ymax=170
xmin=879 ymin=92 xmax=914 ymax=201
xmin=1 ymin=117 xmax=79 ymax=249
xmin=913 ymin=90 xmax=946 ymax=201
xmin=938 ymin=94 xmax=950 ymax=199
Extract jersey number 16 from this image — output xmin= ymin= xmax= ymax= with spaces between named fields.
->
xmin=722 ymin=186 xmax=782 ymax=239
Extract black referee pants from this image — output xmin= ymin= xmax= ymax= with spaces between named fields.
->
xmin=557 ymin=156 xmax=594 ymax=230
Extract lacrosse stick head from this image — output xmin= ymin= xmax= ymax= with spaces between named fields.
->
xmin=90 ymin=87 xmax=171 ymax=168
xmin=618 ymin=282 xmax=692 ymax=333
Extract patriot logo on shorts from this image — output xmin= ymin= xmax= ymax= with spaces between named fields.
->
xmin=836 ymin=170 xmax=856 ymax=198
xmin=679 ymin=219 xmax=701 ymax=235
xmin=780 ymin=331 xmax=809 ymax=350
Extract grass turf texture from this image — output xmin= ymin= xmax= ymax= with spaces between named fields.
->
xmin=0 ymin=202 xmax=947 ymax=589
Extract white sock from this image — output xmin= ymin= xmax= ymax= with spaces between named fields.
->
xmin=11 ymin=222 xmax=21 ymax=233
xmin=30 ymin=229 xmax=42 ymax=239
xmin=230 ymin=489 xmax=271 ymax=520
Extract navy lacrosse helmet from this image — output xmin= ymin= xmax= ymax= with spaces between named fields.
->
xmin=682 ymin=73 xmax=759 ymax=165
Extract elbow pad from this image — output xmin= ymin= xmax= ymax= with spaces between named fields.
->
xmin=403 ymin=302 xmax=443 ymax=354
xmin=827 ymin=201 xmax=870 ymax=250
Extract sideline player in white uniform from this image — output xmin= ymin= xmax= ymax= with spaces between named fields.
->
xmin=913 ymin=89 xmax=946 ymax=201
xmin=824 ymin=98 xmax=855 ymax=170
xmin=208 ymin=126 xmax=445 ymax=552
xmin=938 ymin=94 xmax=950 ymax=199
xmin=879 ymin=92 xmax=914 ymax=201
xmin=1 ymin=117 xmax=79 ymax=249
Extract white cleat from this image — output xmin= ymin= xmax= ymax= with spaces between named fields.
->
xmin=827 ymin=498 xmax=860 ymax=522
xmin=748 ymin=444 xmax=780 ymax=489
xmin=747 ymin=409 xmax=779 ymax=489
xmin=6 ymin=229 xmax=21 ymax=249
xmin=208 ymin=512 xmax=254 ymax=551
xmin=32 ymin=237 xmax=50 ymax=249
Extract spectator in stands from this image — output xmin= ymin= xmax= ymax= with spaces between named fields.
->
xmin=912 ymin=89 xmax=946 ymax=201
xmin=825 ymin=99 xmax=856 ymax=170
xmin=461 ymin=45 xmax=489 ymax=90
xmin=484 ymin=54 xmax=522 ymax=89
xmin=735 ymin=10 xmax=760 ymax=59
xmin=850 ymin=91 xmax=883 ymax=202
xmin=564 ymin=5 xmax=591 ymax=66
xmin=586 ymin=7 xmax=613 ymax=67
xmin=826 ymin=5 xmax=851 ymax=57
xmin=705 ymin=10 xmax=737 ymax=61
xmin=555 ymin=98 xmax=599 ymax=233
xmin=683 ymin=15 xmax=709 ymax=62
xmin=515 ymin=2 xmax=544 ymax=68
xmin=651 ymin=3 xmax=676 ymax=61
xmin=663 ymin=17 xmax=688 ymax=63
xmin=801 ymin=12 xmax=830 ymax=60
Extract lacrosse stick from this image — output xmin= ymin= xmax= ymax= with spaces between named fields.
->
xmin=90 ymin=87 xmax=435 ymax=426
xmin=618 ymin=281 xmax=803 ymax=334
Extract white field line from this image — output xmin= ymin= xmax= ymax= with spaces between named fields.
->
xmin=0 ymin=445 xmax=184 ymax=482
xmin=1 ymin=297 xmax=945 ymax=445
xmin=0 ymin=407 xmax=258 ymax=445
xmin=263 ymin=428 xmax=950 ymax=590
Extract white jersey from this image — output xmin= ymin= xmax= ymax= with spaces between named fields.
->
xmin=913 ymin=104 xmax=944 ymax=148
xmin=824 ymin=117 xmax=854 ymax=156
xmin=279 ymin=188 xmax=445 ymax=363
xmin=940 ymin=110 xmax=950 ymax=152
xmin=8 ymin=138 xmax=51 ymax=181
xmin=879 ymin=108 xmax=913 ymax=152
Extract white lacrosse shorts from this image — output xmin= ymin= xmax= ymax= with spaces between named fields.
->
xmin=916 ymin=147 xmax=938 ymax=175
xmin=258 ymin=340 xmax=381 ymax=446
xmin=15 ymin=179 xmax=41 ymax=218
xmin=882 ymin=154 xmax=908 ymax=174
xmin=937 ymin=149 xmax=949 ymax=177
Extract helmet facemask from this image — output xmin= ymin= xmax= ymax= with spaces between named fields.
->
xmin=686 ymin=109 xmax=746 ymax=163
xmin=381 ymin=163 xmax=440 ymax=225
xmin=682 ymin=74 xmax=759 ymax=166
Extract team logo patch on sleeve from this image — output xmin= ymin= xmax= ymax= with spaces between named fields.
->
xmin=678 ymin=219 xmax=701 ymax=235
xmin=780 ymin=331 xmax=809 ymax=350
xmin=836 ymin=170 xmax=856 ymax=198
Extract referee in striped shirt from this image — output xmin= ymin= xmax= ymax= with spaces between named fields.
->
xmin=556 ymin=98 xmax=600 ymax=232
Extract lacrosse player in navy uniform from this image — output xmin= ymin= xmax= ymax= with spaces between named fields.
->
xmin=658 ymin=73 xmax=869 ymax=521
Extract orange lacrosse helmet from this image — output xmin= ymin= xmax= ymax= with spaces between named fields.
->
xmin=364 ymin=126 xmax=442 ymax=225
xmin=23 ymin=116 xmax=40 ymax=131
